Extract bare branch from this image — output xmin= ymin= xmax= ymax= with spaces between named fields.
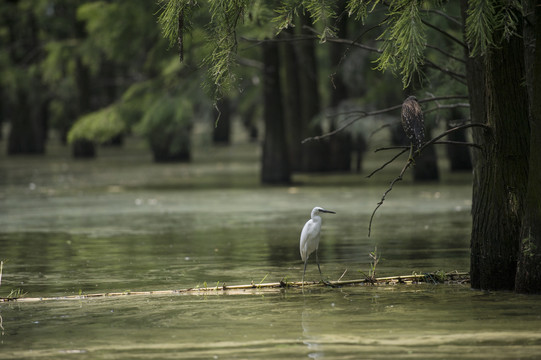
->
xmin=366 ymin=147 xmax=409 ymax=178
xmin=367 ymin=122 xmax=490 ymax=237
xmin=422 ymin=9 xmax=463 ymax=27
xmin=302 ymin=95 xmax=470 ymax=143
xmin=421 ymin=19 xmax=466 ymax=48
xmin=374 ymin=145 xmax=409 ymax=153
xmin=368 ymin=158 xmax=412 ymax=237
xmin=424 ymin=59 xmax=467 ymax=83
xmin=433 ymin=140 xmax=482 ymax=150
xmin=424 ymin=102 xmax=470 ymax=114
xmin=425 ymin=44 xmax=465 ymax=64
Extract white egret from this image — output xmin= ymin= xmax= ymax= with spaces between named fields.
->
xmin=300 ymin=206 xmax=336 ymax=288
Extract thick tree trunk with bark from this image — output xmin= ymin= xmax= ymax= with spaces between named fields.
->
xmin=515 ymin=0 xmax=541 ymax=294
xmin=461 ymin=2 xmax=530 ymax=290
xmin=261 ymin=40 xmax=290 ymax=184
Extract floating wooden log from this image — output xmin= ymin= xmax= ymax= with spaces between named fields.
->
xmin=1 ymin=271 xmax=469 ymax=303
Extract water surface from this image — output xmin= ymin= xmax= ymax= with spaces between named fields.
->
xmin=1 ymin=139 xmax=539 ymax=359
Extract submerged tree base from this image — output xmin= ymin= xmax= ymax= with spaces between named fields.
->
xmin=1 ymin=271 xmax=469 ymax=303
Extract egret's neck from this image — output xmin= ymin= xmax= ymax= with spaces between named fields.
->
xmin=311 ymin=214 xmax=322 ymax=223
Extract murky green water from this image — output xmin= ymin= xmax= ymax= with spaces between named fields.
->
xmin=1 ymin=139 xmax=540 ymax=359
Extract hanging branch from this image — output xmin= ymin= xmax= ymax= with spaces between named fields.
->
xmin=178 ymin=8 xmax=184 ymax=62
xmin=367 ymin=123 xmax=490 ymax=237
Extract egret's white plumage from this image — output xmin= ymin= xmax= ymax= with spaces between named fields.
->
xmin=300 ymin=207 xmax=336 ymax=288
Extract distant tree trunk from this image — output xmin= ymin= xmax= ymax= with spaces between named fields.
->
xmin=213 ymin=97 xmax=231 ymax=144
xmin=72 ymin=57 xmax=96 ymax=158
xmin=446 ymin=109 xmax=472 ymax=172
xmin=327 ymin=0 xmax=353 ymax=172
xmin=149 ymin=127 xmax=191 ymax=162
xmin=6 ymin=8 xmax=46 ymax=155
xmin=413 ymin=128 xmax=440 ymax=181
xmin=7 ymin=88 xmax=46 ymax=155
xmin=515 ymin=0 xmax=541 ymax=294
xmin=261 ymin=40 xmax=290 ymax=184
xmin=72 ymin=139 xmax=96 ymax=158
xmin=281 ymin=28 xmax=303 ymax=171
xmin=298 ymin=14 xmax=328 ymax=172
xmin=461 ymin=2 xmax=530 ymax=290
xmin=241 ymin=103 xmax=258 ymax=142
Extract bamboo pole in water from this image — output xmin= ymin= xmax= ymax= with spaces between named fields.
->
xmin=1 ymin=271 xmax=469 ymax=303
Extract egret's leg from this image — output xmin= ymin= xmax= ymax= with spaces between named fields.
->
xmin=316 ymin=249 xmax=332 ymax=286
xmin=302 ymin=259 xmax=308 ymax=290
xmin=316 ymin=249 xmax=323 ymax=278
xmin=408 ymin=143 xmax=414 ymax=162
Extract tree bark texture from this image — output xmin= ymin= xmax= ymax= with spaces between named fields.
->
xmin=515 ymin=0 xmax=541 ymax=293
xmin=462 ymin=2 xmax=530 ymax=290
xmin=261 ymin=40 xmax=290 ymax=184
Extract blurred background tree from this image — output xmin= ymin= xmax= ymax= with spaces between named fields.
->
xmin=1 ymin=0 xmax=470 ymax=176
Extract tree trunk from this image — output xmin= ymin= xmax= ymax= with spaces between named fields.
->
xmin=326 ymin=0 xmax=352 ymax=172
xmin=213 ymin=97 xmax=231 ymax=144
xmin=72 ymin=57 xmax=96 ymax=158
xmin=515 ymin=0 xmax=541 ymax=294
xmin=446 ymin=109 xmax=473 ymax=172
xmin=261 ymin=40 xmax=290 ymax=184
xmin=6 ymin=7 xmax=46 ymax=155
xmin=298 ymin=14 xmax=328 ymax=172
xmin=149 ymin=128 xmax=191 ymax=163
xmin=280 ymin=28 xmax=303 ymax=171
xmin=461 ymin=2 xmax=530 ymax=290
xmin=7 ymin=87 xmax=46 ymax=155
xmin=413 ymin=128 xmax=440 ymax=181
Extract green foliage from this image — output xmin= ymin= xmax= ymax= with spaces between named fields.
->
xmin=465 ymin=0 xmax=497 ymax=56
xmin=135 ymin=95 xmax=193 ymax=139
xmin=203 ymin=0 xmax=250 ymax=96
xmin=374 ymin=1 xmax=426 ymax=87
xmin=273 ymin=0 xmax=302 ymax=32
xmin=465 ymin=0 xmax=522 ymax=56
xmin=157 ymin=0 xmax=193 ymax=48
xmin=274 ymin=0 xmax=337 ymax=42
xmin=67 ymin=106 xmax=126 ymax=144
xmin=77 ymin=0 xmax=160 ymax=63
xmin=346 ymin=0 xmax=381 ymax=22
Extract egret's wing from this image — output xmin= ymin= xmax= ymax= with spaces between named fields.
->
xmin=300 ymin=219 xmax=319 ymax=262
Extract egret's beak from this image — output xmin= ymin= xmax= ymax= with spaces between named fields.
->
xmin=321 ymin=209 xmax=336 ymax=214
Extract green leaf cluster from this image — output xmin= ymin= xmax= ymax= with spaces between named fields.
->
xmin=374 ymin=1 xmax=426 ymax=87
xmin=465 ymin=0 xmax=522 ymax=56
xmin=67 ymin=106 xmax=126 ymax=144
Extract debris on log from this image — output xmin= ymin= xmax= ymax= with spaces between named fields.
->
xmin=1 ymin=271 xmax=469 ymax=303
